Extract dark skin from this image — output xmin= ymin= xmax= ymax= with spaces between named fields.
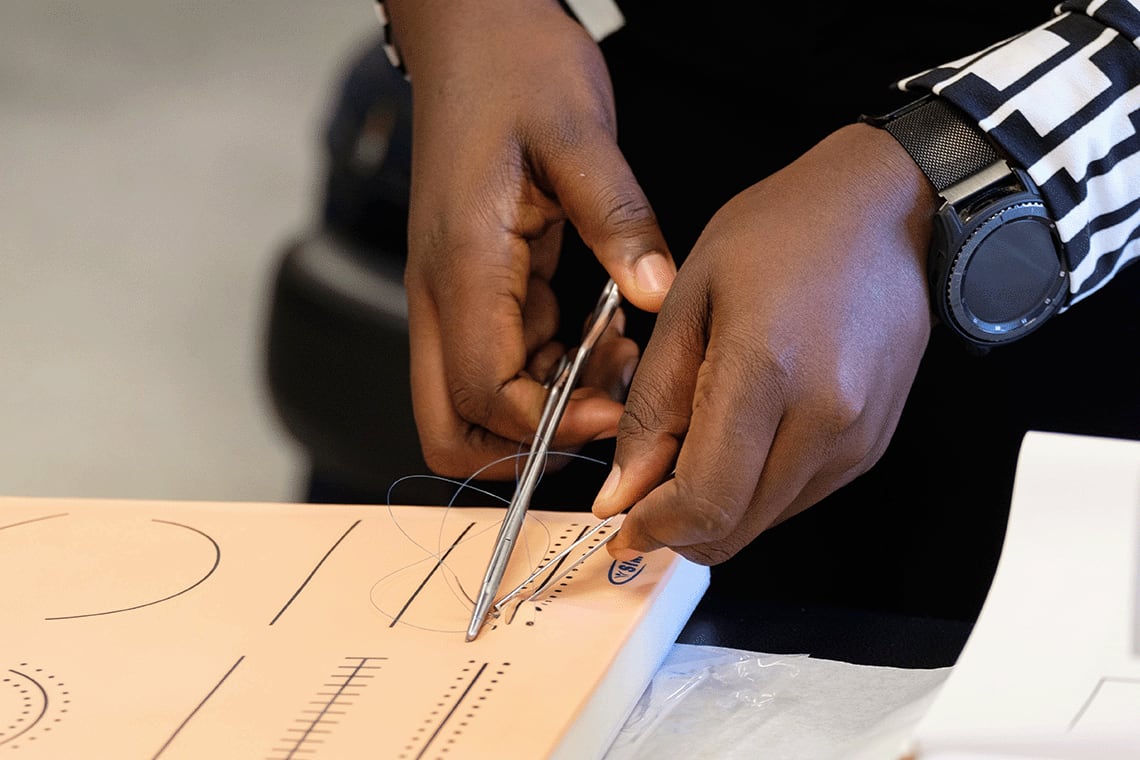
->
xmin=594 ymin=123 xmax=936 ymax=563
xmin=393 ymin=0 xmax=668 ymax=476
xmin=386 ymin=0 xmax=939 ymax=566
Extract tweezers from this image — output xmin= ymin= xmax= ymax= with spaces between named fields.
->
xmin=465 ymin=278 xmax=622 ymax=641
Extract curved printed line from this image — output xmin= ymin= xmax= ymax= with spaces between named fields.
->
xmin=0 ymin=669 xmax=49 ymax=747
xmin=45 ymin=519 xmax=221 ymax=621
xmin=0 ymin=512 xmax=69 ymax=531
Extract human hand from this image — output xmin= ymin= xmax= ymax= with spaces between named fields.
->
xmin=592 ymin=123 xmax=939 ymax=564
xmin=385 ymin=0 xmax=676 ymax=479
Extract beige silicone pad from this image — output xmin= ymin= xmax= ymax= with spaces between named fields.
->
xmin=0 ymin=496 xmax=708 ymax=759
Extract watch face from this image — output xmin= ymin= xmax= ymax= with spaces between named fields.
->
xmin=934 ymin=195 xmax=1069 ymax=346
xmin=961 ymin=216 xmax=1063 ymax=324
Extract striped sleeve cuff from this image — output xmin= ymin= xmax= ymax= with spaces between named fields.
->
xmin=896 ymin=0 xmax=1140 ymax=306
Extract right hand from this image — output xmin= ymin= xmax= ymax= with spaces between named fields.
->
xmin=592 ymin=124 xmax=937 ymax=565
xmin=385 ymin=0 xmax=677 ymax=479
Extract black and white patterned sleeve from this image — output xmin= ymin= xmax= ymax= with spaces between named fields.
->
xmin=897 ymin=0 xmax=1140 ymax=308
xmin=372 ymin=1 xmax=405 ymax=74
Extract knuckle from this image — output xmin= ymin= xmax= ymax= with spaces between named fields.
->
xmin=813 ymin=395 xmax=865 ymax=442
xmin=450 ymin=371 xmax=496 ymax=430
xmin=805 ymin=374 xmax=878 ymax=454
xmin=597 ymin=189 xmax=658 ymax=237
xmin=678 ymin=543 xmax=736 ymax=566
xmin=670 ymin=480 xmax=739 ymax=546
xmin=420 ymin=424 xmax=507 ymax=480
xmin=836 ymin=425 xmax=890 ymax=478
xmin=589 ymin=194 xmax=663 ymax=259
xmin=617 ymin=390 xmax=688 ymax=442
xmin=618 ymin=320 xmax=707 ymax=441
xmin=420 ymin=437 xmax=463 ymax=477
xmin=698 ymin=328 xmax=789 ymax=418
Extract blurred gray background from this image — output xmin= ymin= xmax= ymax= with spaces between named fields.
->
xmin=0 ymin=0 xmax=375 ymax=501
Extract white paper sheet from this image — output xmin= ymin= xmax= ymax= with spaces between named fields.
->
xmin=905 ymin=431 xmax=1140 ymax=759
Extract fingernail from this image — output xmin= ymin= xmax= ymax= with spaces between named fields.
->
xmin=635 ymin=253 xmax=673 ymax=296
xmin=593 ymin=464 xmax=621 ymax=514
xmin=610 ymin=545 xmax=641 ymax=562
xmin=614 ymin=357 xmax=637 ymax=402
xmin=621 ymin=358 xmax=637 ymax=389
xmin=607 ymin=530 xmax=640 ymax=561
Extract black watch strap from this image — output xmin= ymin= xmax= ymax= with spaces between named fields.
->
xmin=869 ymin=96 xmax=1001 ymax=193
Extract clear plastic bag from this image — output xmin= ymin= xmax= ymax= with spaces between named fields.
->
xmin=606 ymin=644 xmax=950 ymax=760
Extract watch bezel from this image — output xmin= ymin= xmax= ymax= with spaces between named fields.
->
xmin=930 ymin=179 xmax=1069 ymax=347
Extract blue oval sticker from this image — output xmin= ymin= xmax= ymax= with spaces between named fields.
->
xmin=608 ymin=556 xmax=646 ymax=585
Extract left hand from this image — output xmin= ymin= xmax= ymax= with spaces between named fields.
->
xmin=592 ymin=123 xmax=939 ymax=564
xmin=388 ymin=0 xmax=675 ymax=481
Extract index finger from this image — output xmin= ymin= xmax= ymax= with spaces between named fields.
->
xmin=611 ymin=328 xmax=784 ymax=556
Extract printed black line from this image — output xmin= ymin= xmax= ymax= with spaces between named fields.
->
xmin=414 ymin=662 xmax=488 ymax=760
xmin=270 ymin=520 xmax=361 ymax=626
xmin=0 ymin=669 xmax=50 ymax=747
xmin=0 ymin=512 xmax=69 ymax=531
xmin=152 ymin=655 xmax=244 ymax=759
xmin=536 ymin=525 xmax=592 ymax=589
xmin=388 ymin=521 xmax=477 ymax=628
xmin=280 ymin=658 xmax=376 ymax=758
xmin=46 ymin=519 xmax=221 ymax=620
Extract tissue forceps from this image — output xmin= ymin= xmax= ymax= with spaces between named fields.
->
xmin=465 ymin=278 xmax=622 ymax=642
xmin=491 ymin=515 xmax=618 ymax=613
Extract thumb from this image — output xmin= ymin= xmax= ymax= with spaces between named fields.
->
xmin=548 ymin=139 xmax=676 ymax=313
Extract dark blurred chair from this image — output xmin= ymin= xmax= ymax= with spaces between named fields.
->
xmin=264 ymin=35 xmax=427 ymax=505
xmin=262 ymin=33 xmax=614 ymax=511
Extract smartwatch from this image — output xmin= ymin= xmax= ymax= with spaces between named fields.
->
xmin=864 ymin=95 xmax=1069 ymax=349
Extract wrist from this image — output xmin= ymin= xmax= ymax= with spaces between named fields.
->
xmin=833 ymin=122 xmax=941 ymax=273
xmin=380 ymin=0 xmax=574 ymax=78
xmin=862 ymin=95 xmax=1069 ymax=349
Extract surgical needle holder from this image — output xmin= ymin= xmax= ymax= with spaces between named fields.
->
xmin=465 ymin=278 xmax=622 ymax=642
